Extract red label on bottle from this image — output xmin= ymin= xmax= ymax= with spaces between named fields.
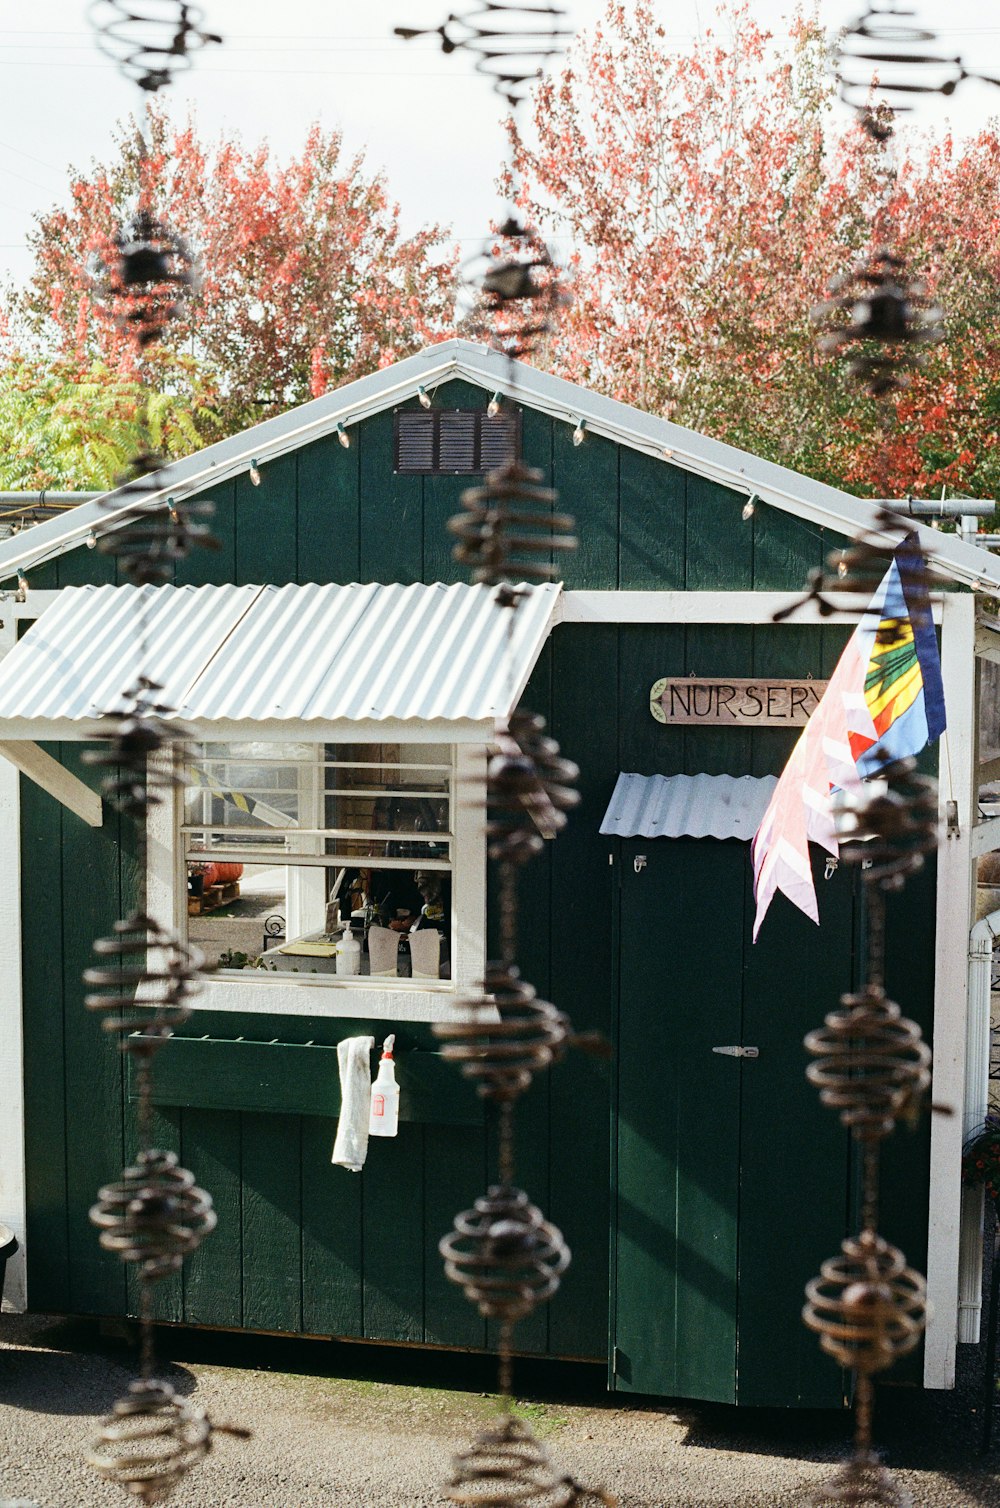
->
xmin=372 ymin=1094 xmax=384 ymax=1117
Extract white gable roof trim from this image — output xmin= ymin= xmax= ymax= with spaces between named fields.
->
xmin=2 ymin=338 xmax=997 ymax=595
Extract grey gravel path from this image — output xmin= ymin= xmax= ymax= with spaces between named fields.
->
xmin=1 ymin=1312 xmax=999 ymax=1507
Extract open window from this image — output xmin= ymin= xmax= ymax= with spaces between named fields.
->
xmin=149 ymin=739 xmax=486 ymax=1023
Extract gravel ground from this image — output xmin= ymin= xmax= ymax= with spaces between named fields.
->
xmin=1 ymin=1311 xmax=999 ymax=1507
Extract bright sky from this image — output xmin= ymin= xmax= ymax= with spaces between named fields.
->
xmin=1 ymin=0 xmax=1000 ymax=293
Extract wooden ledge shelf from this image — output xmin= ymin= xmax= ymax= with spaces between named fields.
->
xmin=126 ymin=1034 xmax=484 ymax=1126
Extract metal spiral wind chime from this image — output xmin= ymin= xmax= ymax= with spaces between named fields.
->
xmin=77 ymin=5 xmax=248 ymax=1500
xmin=397 ymin=8 xmax=614 ymax=1504
xmin=794 ymin=78 xmax=955 ymax=1492
xmin=833 ymin=0 xmax=1000 ymax=141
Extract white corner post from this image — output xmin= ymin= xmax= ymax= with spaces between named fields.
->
xmin=925 ymin=590 xmax=977 ymax=1388
xmin=0 ymin=611 xmax=26 ymax=1309
xmin=957 ymin=909 xmax=999 ymax=1343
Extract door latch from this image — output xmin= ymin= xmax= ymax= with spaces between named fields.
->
xmin=633 ymin=854 xmax=647 ymax=873
xmin=712 ymin=1045 xmax=759 ymax=1058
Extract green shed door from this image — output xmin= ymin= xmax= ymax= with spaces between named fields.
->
xmin=612 ymin=837 xmax=853 ymax=1407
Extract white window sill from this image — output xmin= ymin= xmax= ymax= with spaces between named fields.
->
xmin=191 ymin=973 xmax=464 ymax=1023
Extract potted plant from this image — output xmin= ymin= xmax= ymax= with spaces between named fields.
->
xmin=962 ymin=1112 xmax=1000 ymax=1211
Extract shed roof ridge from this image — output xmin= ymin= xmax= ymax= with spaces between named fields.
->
xmin=0 ymin=338 xmax=997 ymax=594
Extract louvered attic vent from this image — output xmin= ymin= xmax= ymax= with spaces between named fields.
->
xmin=394 ymin=408 xmax=520 ymax=474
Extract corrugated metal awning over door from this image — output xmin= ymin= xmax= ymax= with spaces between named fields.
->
xmin=0 ymin=580 xmax=561 ymax=736
xmin=599 ymin=772 xmax=776 ymax=840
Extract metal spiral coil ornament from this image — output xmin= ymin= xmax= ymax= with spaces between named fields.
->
xmin=88 ymin=1 xmax=222 ymax=93
xmin=811 ymin=247 xmax=944 ymax=399
xmin=834 ymin=757 xmax=939 ymax=888
xmin=803 ymin=1230 xmax=927 ymax=1374
xmin=83 ymin=680 xmax=183 ymax=818
xmin=822 ymin=510 xmax=934 ymax=632
xmin=87 ymin=1378 xmax=247 ymax=1503
xmin=450 ymin=461 xmax=577 ymax=587
xmin=96 ymin=454 xmax=218 ymax=585
xmin=394 ymin=3 xmax=573 ymax=110
xmin=447 ymin=1414 xmax=617 ymax=1506
xmin=809 ymin=1458 xmax=913 ymax=1507
xmin=833 ymin=1 xmax=1000 ymax=139
xmin=434 ymin=962 xmax=570 ymax=1101
xmin=84 ymin=911 xmax=203 ymax=1047
xmin=90 ymin=1149 xmax=216 ymax=1280
xmin=465 ymin=216 xmax=569 ymax=363
xmin=440 ymin=1185 xmax=570 ymax=1323
xmin=487 ymin=710 xmax=580 ymax=863
xmin=805 ymin=985 xmax=931 ymax=1139
xmin=90 ymin=210 xmax=198 ymax=349
xmin=772 ymin=514 xmax=935 ymax=638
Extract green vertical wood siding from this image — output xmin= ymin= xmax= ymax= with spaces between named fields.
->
xmin=18 ymin=377 xmax=934 ymax=1407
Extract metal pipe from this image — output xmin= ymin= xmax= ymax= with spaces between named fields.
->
xmin=958 ymin=908 xmax=1000 ymax=1343
xmin=0 ymin=492 xmax=98 ymax=506
xmin=871 ymin=497 xmax=997 ymax=518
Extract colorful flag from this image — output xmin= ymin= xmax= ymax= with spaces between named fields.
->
xmin=751 ymin=534 xmax=945 ymax=940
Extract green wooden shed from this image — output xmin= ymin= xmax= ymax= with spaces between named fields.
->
xmin=0 ymin=339 xmax=997 ymax=1407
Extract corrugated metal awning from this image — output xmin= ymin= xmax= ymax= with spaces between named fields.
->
xmin=0 ymin=581 xmax=560 ymax=734
xmin=599 ymin=772 xmax=776 ymax=840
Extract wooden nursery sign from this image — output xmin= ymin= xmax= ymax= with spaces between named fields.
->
xmin=649 ymin=676 xmax=828 ymax=727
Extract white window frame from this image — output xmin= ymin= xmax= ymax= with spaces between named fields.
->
xmin=148 ymin=739 xmax=487 ymax=1024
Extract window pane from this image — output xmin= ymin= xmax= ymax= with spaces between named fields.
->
xmin=189 ymin=860 xmax=450 ymax=980
xmin=185 ymin=741 xmax=454 ymax=984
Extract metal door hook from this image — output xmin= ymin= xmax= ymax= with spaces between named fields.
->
xmin=712 ymin=1045 xmax=759 ymax=1058
xmin=633 ymin=854 xmax=647 ymax=873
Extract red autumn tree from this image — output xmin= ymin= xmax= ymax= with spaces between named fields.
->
xmin=510 ymin=1 xmax=1000 ymax=501
xmin=6 ymin=109 xmax=458 ymax=431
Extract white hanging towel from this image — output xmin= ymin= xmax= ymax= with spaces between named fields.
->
xmin=331 ymin=1035 xmax=375 ymax=1172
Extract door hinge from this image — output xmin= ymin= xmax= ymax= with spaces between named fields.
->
xmin=712 ymin=1045 xmax=759 ymax=1058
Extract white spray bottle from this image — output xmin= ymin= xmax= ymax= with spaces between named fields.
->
xmin=368 ymin=1034 xmax=399 ymax=1138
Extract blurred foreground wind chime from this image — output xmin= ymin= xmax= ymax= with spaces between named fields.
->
xmin=396 ymin=7 xmax=614 ymax=1504
xmin=783 ymin=10 xmax=973 ymax=1504
xmin=76 ymin=4 xmax=248 ymax=1501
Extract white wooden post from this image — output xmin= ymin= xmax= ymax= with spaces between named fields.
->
xmin=0 ymin=611 xmax=26 ymax=1309
xmin=925 ymin=590 xmax=977 ymax=1387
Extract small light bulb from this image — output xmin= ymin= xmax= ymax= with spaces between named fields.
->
xmin=742 ymin=495 xmax=756 ymax=521
xmin=336 ymin=423 xmax=350 ymax=449
xmin=838 ymin=552 xmax=849 ymax=579
xmin=86 ymin=532 xmax=97 ymax=550
xmin=418 ymin=386 xmax=432 ymax=410
xmin=662 ymin=446 xmax=674 ymax=460
xmin=572 ymin=418 xmax=586 ymax=447
xmin=16 ymin=572 xmax=28 ymax=601
xmin=487 ymin=391 xmax=501 ymax=418
xmin=249 ymin=459 xmax=262 ymax=487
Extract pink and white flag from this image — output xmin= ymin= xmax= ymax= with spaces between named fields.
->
xmin=750 ymin=633 xmax=876 ymax=940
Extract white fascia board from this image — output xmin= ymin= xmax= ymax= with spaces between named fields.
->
xmin=4 ymin=336 xmax=998 ymax=596
xmin=0 ymin=716 xmax=495 ymax=745
xmin=448 ymin=347 xmax=1000 ymax=596
xmin=558 ymin=590 xmax=943 ymax=625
